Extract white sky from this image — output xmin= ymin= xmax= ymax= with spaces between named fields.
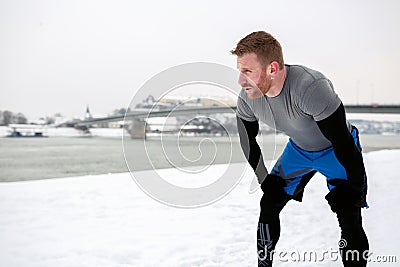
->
xmin=1 ymin=0 xmax=399 ymax=120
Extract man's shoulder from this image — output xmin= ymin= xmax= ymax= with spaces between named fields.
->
xmin=287 ymin=64 xmax=328 ymax=85
xmin=286 ymin=64 xmax=331 ymax=99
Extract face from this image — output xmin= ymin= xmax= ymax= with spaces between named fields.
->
xmin=236 ymin=53 xmax=270 ymax=99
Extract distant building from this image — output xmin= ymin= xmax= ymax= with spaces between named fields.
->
xmin=85 ymin=105 xmax=93 ymax=120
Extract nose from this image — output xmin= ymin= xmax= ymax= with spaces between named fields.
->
xmin=238 ymin=73 xmax=247 ymax=87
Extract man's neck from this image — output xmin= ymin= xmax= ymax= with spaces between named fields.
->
xmin=265 ymin=66 xmax=287 ymax=97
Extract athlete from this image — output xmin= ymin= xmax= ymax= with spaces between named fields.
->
xmin=232 ymin=31 xmax=369 ymax=267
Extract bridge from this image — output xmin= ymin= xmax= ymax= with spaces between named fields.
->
xmin=73 ymin=104 xmax=400 ymax=139
xmin=76 ymin=106 xmax=235 ymax=125
xmin=74 ymin=106 xmax=236 ymax=139
xmin=344 ymin=104 xmax=400 ymax=114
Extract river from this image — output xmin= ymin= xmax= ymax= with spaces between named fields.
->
xmin=1 ymin=134 xmax=400 ymax=182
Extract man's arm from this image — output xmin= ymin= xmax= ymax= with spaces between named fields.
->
xmin=316 ymin=103 xmax=367 ymax=195
xmin=236 ymin=116 xmax=268 ymax=184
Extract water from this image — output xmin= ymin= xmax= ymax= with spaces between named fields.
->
xmin=1 ymin=134 xmax=399 ymax=182
xmin=0 ymin=137 xmax=127 ymax=182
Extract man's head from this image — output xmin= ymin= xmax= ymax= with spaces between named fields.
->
xmin=231 ymin=31 xmax=285 ymax=99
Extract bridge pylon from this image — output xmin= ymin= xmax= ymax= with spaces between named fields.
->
xmin=128 ymin=118 xmax=146 ymax=139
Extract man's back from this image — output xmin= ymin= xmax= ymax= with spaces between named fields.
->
xmin=236 ymin=64 xmax=351 ymax=151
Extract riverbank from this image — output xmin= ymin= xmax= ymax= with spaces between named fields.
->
xmin=1 ymin=134 xmax=400 ymax=182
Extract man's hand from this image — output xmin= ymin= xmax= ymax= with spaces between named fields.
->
xmin=327 ymin=178 xmax=367 ymax=208
xmin=260 ymin=173 xmax=288 ymax=204
xmin=260 ymin=173 xmax=286 ymax=192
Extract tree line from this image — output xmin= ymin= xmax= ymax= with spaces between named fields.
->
xmin=0 ymin=110 xmax=28 ymax=125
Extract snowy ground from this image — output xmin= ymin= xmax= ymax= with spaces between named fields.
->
xmin=0 ymin=126 xmax=126 ymax=138
xmin=0 ymin=150 xmax=399 ymax=267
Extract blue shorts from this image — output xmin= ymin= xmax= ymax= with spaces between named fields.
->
xmin=270 ymin=126 xmax=362 ymax=202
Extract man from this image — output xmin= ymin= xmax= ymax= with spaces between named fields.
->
xmin=231 ymin=31 xmax=369 ymax=267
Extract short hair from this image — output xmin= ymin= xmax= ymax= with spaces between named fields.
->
xmin=231 ymin=31 xmax=284 ymax=69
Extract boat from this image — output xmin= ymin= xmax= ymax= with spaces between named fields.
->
xmin=6 ymin=124 xmax=48 ymax=137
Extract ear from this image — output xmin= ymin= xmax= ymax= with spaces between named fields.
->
xmin=268 ymin=61 xmax=280 ymax=76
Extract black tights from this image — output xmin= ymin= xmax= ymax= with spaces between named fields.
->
xmin=335 ymin=205 xmax=369 ymax=266
xmin=257 ymin=193 xmax=288 ymax=267
xmin=257 ymin=189 xmax=369 ymax=267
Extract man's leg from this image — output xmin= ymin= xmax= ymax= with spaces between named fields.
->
xmin=319 ymin=126 xmax=369 ymax=266
xmin=257 ymin=140 xmax=316 ymax=266
xmin=257 ymin=182 xmax=289 ymax=267
xmin=326 ymin=187 xmax=369 ymax=267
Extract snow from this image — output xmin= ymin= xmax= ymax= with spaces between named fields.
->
xmin=0 ymin=126 xmax=10 ymax=137
xmin=0 ymin=150 xmax=399 ymax=266
xmin=0 ymin=126 xmax=126 ymax=138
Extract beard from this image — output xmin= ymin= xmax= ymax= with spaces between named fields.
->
xmin=244 ymin=72 xmax=271 ymax=99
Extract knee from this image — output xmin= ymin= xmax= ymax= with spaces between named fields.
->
xmin=259 ymin=175 xmax=289 ymax=223
xmin=262 ymin=174 xmax=289 ymax=203
xmin=259 ymin=193 xmax=287 ymax=223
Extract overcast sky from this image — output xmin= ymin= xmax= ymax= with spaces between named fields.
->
xmin=1 ymin=0 xmax=399 ymax=120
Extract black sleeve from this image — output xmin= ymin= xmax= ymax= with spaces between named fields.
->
xmin=316 ymin=103 xmax=367 ymax=194
xmin=236 ymin=116 xmax=268 ymax=184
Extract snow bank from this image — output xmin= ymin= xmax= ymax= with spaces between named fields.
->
xmin=0 ymin=126 xmax=127 ymax=138
xmin=0 ymin=150 xmax=399 ymax=266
